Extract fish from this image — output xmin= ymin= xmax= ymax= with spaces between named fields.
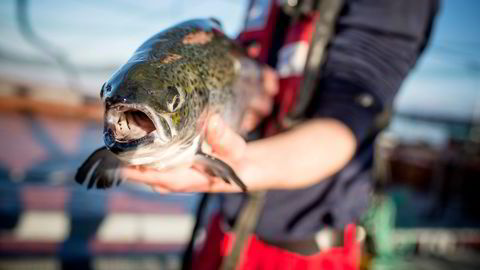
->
xmin=75 ymin=18 xmax=265 ymax=192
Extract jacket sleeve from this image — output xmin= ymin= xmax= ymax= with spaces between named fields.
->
xmin=306 ymin=0 xmax=439 ymax=143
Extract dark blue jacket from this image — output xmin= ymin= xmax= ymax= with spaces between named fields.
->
xmin=222 ymin=0 xmax=439 ymax=241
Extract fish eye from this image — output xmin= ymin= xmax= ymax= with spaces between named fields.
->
xmin=166 ymin=86 xmax=184 ymax=112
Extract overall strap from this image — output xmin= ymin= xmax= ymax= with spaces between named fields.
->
xmin=221 ymin=1 xmax=345 ymax=269
xmin=284 ymin=0 xmax=344 ymax=128
xmin=220 ymin=191 xmax=267 ymax=270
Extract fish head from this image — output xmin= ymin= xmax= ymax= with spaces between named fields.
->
xmin=100 ymin=59 xmax=205 ymax=167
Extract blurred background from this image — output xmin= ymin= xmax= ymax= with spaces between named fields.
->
xmin=0 ymin=0 xmax=479 ymax=269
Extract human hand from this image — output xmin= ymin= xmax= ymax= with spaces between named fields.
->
xmin=241 ymin=44 xmax=279 ymax=132
xmin=241 ymin=66 xmax=278 ymax=132
xmin=122 ymin=114 xmax=254 ymax=193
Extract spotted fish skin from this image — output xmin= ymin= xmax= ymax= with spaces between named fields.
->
xmin=76 ymin=19 xmax=262 ymax=191
xmin=104 ymin=19 xmax=260 ymax=148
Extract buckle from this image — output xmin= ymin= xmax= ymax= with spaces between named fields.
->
xmin=279 ymin=0 xmax=318 ymax=17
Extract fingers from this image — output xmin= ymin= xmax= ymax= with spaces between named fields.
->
xmin=206 ymin=114 xmax=246 ymax=161
xmin=123 ymin=166 xmax=207 ymax=191
xmin=240 ymin=64 xmax=278 ymax=132
xmin=250 ymin=93 xmax=273 ymax=116
xmin=262 ymin=67 xmax=279 ymax=96
xmin=250 ymin=67 xmax=278 ymax=116
xmin=123 ymin=165 xmax=242 ymax=193
xmin=241 ymin=111 xmax=260 ymax=132
xmin=150 ymin=185 xmax=171 ymax=194
xmin=245 ymin=42 xmax=278 ymax=96
xmin=241 ymin=92 xmax=273 ymax=132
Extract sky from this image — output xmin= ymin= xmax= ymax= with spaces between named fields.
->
xmin=0 ymin=0 xmax=479 ymax=121
xmin=395 ymin=0 xmax=480 ymax=121
xmin=0 ymin=0 xmax=248 ymax=92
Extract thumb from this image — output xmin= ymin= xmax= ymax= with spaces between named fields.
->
xmin=206 ymin=114 xmax=246 ymax=161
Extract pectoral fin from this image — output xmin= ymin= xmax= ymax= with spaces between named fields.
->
xmin=75 ymin=147 xmax=126 ymax=189
xmin=194 ymin=151 xmax=247 ymax=192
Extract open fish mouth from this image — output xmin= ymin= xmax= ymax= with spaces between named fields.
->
xmin=103 ymin=104 xmax=172 ymax=152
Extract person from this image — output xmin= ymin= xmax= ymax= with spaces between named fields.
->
xmin=122 ymin=0 xmax=439 ymax=268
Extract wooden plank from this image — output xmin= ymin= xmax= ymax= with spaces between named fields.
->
xmin=0 ymin=95 xmax=103 ymax=122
